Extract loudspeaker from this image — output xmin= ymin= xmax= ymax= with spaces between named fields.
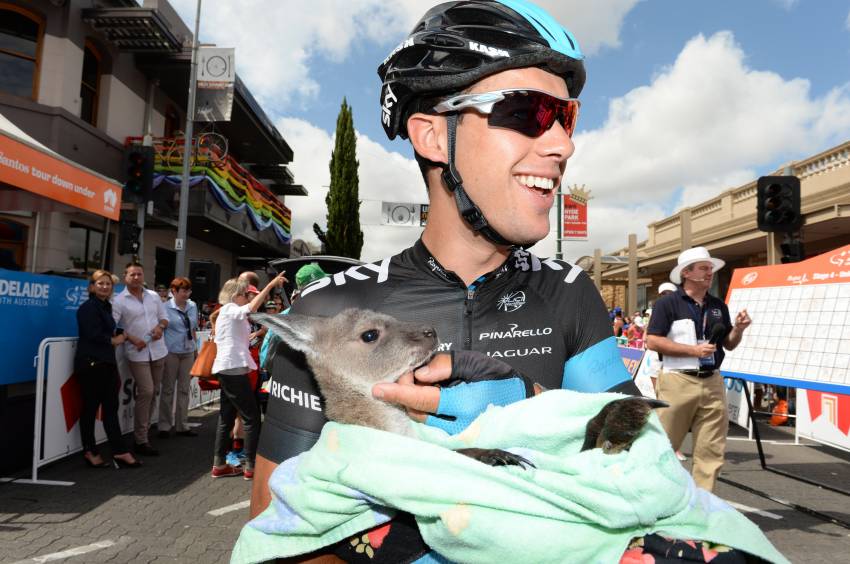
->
xmin=189 ymin=260 xmax=220 ymax=304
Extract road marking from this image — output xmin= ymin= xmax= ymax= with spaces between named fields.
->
xmin=11 ymin=536 xmax=132 ymax=563
xmin=727 ymin=501 xmax=783 ymax=520
xmin=208 ymin=499 xmax=250 ymax=516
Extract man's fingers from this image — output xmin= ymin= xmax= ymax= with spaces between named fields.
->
xmin=372 ymin=382 xmax=441 ymax=414
xmin=407 ymin=407 xmax=429 ymax=423
xmin=412 ymin=353 xmax=453 ymax=383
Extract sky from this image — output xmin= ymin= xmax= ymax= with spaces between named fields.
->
xmin=170 ymin=0 xmax=850 ymax=263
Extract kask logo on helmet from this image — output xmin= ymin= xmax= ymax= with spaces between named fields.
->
xmin=468 ymin=41 xmax=509 ymax=58
xmin=382 ymin=37 xmax=413 ymax=66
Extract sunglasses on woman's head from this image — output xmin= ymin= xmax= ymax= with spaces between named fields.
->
xmin=433 ymin=89 xmax=580 ymax=138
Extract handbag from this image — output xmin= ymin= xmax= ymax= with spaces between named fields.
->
xmin=191 ymin=322 xmax=217 ymax=380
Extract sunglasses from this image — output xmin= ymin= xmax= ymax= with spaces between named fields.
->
xmin=433 ymin=89 xmax=580 ymax=138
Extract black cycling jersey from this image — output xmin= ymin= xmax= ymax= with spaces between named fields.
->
xmin=258 ymin=239 xmax=636 ymax=463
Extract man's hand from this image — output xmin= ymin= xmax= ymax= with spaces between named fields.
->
xmin=151 ymin=325 xmax=164 ymax=341
xmin=734 ymin=308 xmax=752 ymax=331
xmin=128 ymin=336 xmax=147 ymax=351
xmin=371 ymin=354 xmax=448 ymax=420
xmin=724 ymin=308 xmax=752 ymax=350
xmin=373 ymin=351 xmax=539 ymax=435
xmin=693 ymin=342 xmax=716 ymax=358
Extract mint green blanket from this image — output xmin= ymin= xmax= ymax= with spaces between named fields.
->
xmin=232 ymin=391 xmax=788 ymax=564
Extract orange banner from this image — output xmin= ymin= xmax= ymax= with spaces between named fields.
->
xmin=725 ymin=244 xmax=850 ymax=296
xmin=0 ymin=133 xmax=121 ymax=220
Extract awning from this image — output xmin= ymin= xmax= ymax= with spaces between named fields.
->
xmin=0 ymin=112 xmax=122 ymax=221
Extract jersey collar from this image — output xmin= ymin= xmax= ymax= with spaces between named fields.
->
xmin=410 ymin=238 xmax=526 ymax=286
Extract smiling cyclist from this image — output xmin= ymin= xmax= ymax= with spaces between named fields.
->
xmin=248 ymin=0 xmax=655 ymax=561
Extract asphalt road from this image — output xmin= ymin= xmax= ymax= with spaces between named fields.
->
xmin=1 ymin=406 xmax=848 ymax=563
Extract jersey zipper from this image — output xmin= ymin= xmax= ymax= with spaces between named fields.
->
xmin=464 ymin=287 xmax=475 ymax=349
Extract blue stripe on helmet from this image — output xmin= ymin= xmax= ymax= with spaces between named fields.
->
xmin=496 ymin=0 xmax=584 ymax=60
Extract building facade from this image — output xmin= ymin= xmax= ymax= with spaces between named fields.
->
xmin=0 ymin=0 xmax=306 ymax=471
xmin=0 ymin=0 xmax=304 ymax=286
xmin=582 ymin=140 xmax=850 ymax=313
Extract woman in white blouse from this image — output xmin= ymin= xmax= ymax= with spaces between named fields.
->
xmin=210 ymin=273 xmax=286 ymax=480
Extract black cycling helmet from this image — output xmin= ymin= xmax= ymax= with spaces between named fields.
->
xmin=378 ymin=0 xmax=585 ymax=140
xmin=377 ymin=0 xmax=586 ymax=247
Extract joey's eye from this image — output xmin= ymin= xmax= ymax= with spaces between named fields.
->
xmin=360 ymin=329 xmax=380 ymax=343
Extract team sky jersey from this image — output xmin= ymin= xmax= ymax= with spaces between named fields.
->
xmin=257 ymin=239 xmax=635 ymax=463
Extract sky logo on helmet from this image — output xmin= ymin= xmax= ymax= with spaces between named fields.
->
xmin=381 ymin=84 xmax=397 ymax=128
xmin=468 ymin=41 xmax=509 ymax=58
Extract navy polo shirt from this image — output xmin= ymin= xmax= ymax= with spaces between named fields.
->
xmin=647 ymin=286 xmax=732 ymax=369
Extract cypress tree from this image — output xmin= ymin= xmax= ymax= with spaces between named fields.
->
xmin=323 ymin=98 xmax=363 ymax=259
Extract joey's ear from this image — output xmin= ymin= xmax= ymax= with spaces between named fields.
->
xmin=249 ymin=313 xmax=318 ymax=355
xmin=407 ymin=112 xmax=447 ymax=166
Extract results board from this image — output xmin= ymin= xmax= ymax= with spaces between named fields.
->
xmin=721 ymin=244 xmax=850 ymax=395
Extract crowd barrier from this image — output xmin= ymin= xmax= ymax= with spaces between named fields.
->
xmin=10 ymin=336 xmax=219 ymax=486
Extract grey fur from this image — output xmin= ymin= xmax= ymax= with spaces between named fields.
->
xmin=250 ymin=309 xmax=437 ymax=436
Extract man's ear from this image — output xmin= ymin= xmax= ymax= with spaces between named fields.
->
xmin=407 ymin=113 xmax=448 ymax=166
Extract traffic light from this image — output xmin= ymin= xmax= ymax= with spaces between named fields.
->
xmin=756 ymin=175 xmax=802 ymax=232
xmin=780 ymin=238 xmax=805 ymax=263
xmin=122 ymin=144 xmax=154 ymax=203
xmin=118 ymin=221 xmax=142 ymax=256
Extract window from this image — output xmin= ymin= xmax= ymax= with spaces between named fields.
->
xmin=0 ymin=218 xmax=27 ymax=270
xmin=0 ymin=4 xmax=43 ymax=99
xmin=80 ymin=41 xmax=101 ymax=125
xmin=68 ymin=223 xmax=111 ymax=273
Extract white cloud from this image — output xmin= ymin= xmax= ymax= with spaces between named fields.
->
xmin=170 ymin=0 xmax=639 ymax=109
xmin=555 ymin=31 xmax=850 ymax=261
xmin=170 ymin=0 xmax=423 ymax=108
xmin=538 ymin=0 xmax=643 ymax=55
xmin=277 ymin=117 xmax=424 ymax=262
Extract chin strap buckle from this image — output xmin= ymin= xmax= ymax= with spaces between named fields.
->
xmin=441 ymin=113 xmax=516 ymax=248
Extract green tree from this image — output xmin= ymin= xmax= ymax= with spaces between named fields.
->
xmin=321 ymin=98 xmax=363 ymax=259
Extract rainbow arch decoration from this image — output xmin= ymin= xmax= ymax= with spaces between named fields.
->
xmin=141 ymin=137 xmax=292 ymax=245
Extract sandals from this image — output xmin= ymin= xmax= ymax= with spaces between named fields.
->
xmin=112 ymin=454 xmax=143 ymax=468
xmin=83 ymin=452 xmax=110 ymax=468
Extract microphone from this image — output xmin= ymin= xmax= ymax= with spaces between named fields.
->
xmin=707 ymin=323 xmax=726 ymax=345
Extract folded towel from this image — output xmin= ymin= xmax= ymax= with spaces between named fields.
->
xmin=232 ymin=390 xmax=788 ymax=564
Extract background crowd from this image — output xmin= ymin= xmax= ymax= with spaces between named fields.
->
xmin=73 ymin=261 xmax=326 ymax=476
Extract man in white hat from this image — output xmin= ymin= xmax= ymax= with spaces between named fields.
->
xmin=658 ymin=281 xmax=678 ymax=296
xmin=646 ymin=246 xmax=751 ymax=492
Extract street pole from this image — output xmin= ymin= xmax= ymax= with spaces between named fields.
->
xmin=175 ymin=0 xmax=202 ymax=278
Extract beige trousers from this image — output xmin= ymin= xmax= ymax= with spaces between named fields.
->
xmin=159 ymin=352 xmax=195 ymax=432
xmin=128 ymin=358 xmax=165 ymax=444
xmin=656 ymin=369 xmax=728 ymax=492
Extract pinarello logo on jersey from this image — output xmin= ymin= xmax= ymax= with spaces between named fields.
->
xmin=497 ymin=290 xmax=526 ymax=312
xmin=741 ymin=272 xmax=758 ymax=286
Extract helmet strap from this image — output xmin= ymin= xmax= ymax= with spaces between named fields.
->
xmin=440 ymin=114 xmax=515 ymax=247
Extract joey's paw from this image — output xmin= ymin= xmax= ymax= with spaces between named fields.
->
xmin=455 ymin=447 xmax=535 ymax=469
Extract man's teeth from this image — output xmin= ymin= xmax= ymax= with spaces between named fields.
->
xmin=517 ymin=175 xmax=555 ymax=190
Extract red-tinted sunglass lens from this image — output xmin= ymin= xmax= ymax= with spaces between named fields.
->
xmin=489 ymin=92 xmax=578 ymax=137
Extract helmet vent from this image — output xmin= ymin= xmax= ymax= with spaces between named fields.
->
xmin=423 ymin=34 xmax=466 ymax=48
